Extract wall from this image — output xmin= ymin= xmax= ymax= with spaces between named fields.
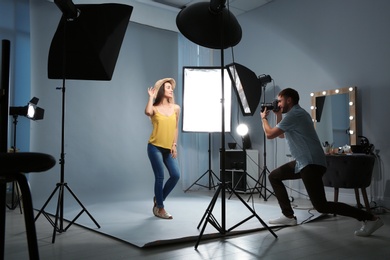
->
xmin=222 ymin=0 xmax=390 ymax=206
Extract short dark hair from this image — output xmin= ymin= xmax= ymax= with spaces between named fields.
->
xmin=279 ymin=88 xmax=300 ymax=104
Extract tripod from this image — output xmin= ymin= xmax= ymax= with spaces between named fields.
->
xmin=176 ymin=2 xmax=278 ymax=248
xmin=196 ymin=179 xmax=277 ymax=247
xmin=5 ymin=115 xmax=22 ymax=213
xmin=194 ymin=46 xmax=277 ymax=249
xmin=184 ymin=133 xmax=219 ymax=192
xmin=34 ymin=18 xmax=100 ymax=243
xmin=249 ymin=85 xmax=275 ymax=201
xmin=34 ymin=78 xmax=100 ymax=243
xmin=257 ymin=131 xmax=275 ymax=201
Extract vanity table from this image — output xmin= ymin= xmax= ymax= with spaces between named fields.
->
xmin=322 ymin=154 xmax=375 ymax=212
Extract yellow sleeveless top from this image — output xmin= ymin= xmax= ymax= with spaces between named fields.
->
xmin=148 ymin=110 xmax=176 ymax=149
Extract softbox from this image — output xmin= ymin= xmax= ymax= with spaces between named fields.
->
xmin=176 ymin=2 xmax=242 ymax=49
xmin=48 ymin=3 xmax=133 ymax=81
xmin=227 ymin=63 xmax=262 ymax=116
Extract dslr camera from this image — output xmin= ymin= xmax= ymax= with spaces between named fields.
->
xmin=260 ymin=99 xmax=280 ymax=112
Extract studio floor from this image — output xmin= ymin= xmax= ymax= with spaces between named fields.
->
xmin=4 ymin=190 xmax=390 ymax=260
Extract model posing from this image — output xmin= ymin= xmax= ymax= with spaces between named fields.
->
xmin=145 ymin=78 xmax=180 ymax=219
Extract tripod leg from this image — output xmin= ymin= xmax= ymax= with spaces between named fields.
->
xmin=248 ymin=168 xmax=275 ymax=202
xmin=245 ymin=171 xmax=262 ymax=195
xmin=211 ymin=170 xmax=220 ymax=182
xmin=197 ymin=184 xmax=221 ymax=229
xmin=209 ymin=170 xmax=220 ymax=189
xmin=15 ymin=182 xmax=22 ymax=214
xmin=34 ymin=184 xmax=61 ymax=222
xmin=185 ymin=134 xmax=220 ymax=192
xmin=247 ymin=171 xmax=264 ymax=202
xmin=259 ymin=167 xmax=275 ymax=201
xmin=185 ymin=170 xmax=219 ymax=192
xmin=184 ymin=170 xmax=209 ymax=192
xmin=51 ymin=184 xmax=65 ymax=243
xmin=35 ymin=182 xmax=100 ymax=243
xmin=63 ymin=184 xmax=100 ymax=229
xmin=228 ymin=172 xmax=244 ymax=199
xmin=228 ymin=188 xmax=277 ymax=238
xmin=6 ymin=182 xmax=23 ymax=213
xmin=209 ymin=171 xmax=214 ymax=189
xmin=195 ymin=184 xmax=222 ymax=249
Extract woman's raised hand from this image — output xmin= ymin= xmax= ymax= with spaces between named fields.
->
xmin=148 ymin=87 xmax=155 ymax=97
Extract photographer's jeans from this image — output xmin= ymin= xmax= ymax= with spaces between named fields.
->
xmin=147 ymin=143 xmax=180 ymax=208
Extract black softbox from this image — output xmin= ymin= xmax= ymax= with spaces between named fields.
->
xmin=48 ymin=3 xmax=133 ymax=81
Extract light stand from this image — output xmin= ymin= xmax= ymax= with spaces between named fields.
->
xmin=34 ymin=19 xmax=100 ymax=244
xmin=8 ymin=97 xmax=45 ymax=211
xmin=34 ymin=1 xmax=132 ymax=243
xmin=226 ymin=63 xmax=275 ymax=201
xmin=226 ymin=124 xmax=262 ymax=198
xmin=185 ymin=133 xmax=219 ymax=192
xmin=34 ymin=78 xmax=101 ymax=243
xmin=250 ymin=84 xmax=276 ymax=201
xmin=259 ymin=83 xmax=277 ymax=200
xmin=176 ymin=1 xmax=277 ymax=249
xmin=6 ymin=115 xmax=22 ymax=212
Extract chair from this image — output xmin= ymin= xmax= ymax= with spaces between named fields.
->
xmin=322 ymin=154 xmax=375 ymax=212
xmin=1 ymin=152 xmax=56 ymax=260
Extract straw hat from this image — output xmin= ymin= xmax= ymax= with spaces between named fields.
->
xmin=153 ymin=78 xmax=176 ymax=97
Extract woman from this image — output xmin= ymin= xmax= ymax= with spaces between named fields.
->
xmin=145 ymin=78 xmax=181 ymax=219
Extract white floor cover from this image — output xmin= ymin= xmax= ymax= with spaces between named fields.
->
xmin=34 ymin=192 xmax=323 ymax=248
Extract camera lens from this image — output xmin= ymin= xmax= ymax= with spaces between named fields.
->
xmin=261 ymin=100 xmax=279 ymax=112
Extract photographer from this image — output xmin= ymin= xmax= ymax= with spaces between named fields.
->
xmin=261 ymin=88 xmax=383 ymax=236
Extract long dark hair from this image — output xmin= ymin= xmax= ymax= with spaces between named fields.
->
xmin=153 ymin=82 xmax=174 ymax=106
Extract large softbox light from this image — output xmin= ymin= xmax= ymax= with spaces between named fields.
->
xmin=226 ymin=63 xmax=262 ymax=116
xmin=48 ymin=3 xmax=133 ymax=80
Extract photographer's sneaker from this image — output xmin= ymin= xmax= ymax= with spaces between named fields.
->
xmin=269 ymin=215 xmax=297 ymax=226
xmin=354 ymin=218 xmax=384 ymax=237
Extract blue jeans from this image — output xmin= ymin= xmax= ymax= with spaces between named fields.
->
xmin=147 ymin=143 xmax=180 ymax=208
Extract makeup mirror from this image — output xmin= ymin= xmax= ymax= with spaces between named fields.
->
xmin=310 ymin=86 xmax=357 ymax=146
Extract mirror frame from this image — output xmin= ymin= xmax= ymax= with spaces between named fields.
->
xmin=310 ymin=86 xmax=357 ymax=145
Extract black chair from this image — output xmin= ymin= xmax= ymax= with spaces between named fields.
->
xmin=322 ymin=154 xmax=375 ymax=213
xmin=1 ymin=152 xmax=56 ymax=260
